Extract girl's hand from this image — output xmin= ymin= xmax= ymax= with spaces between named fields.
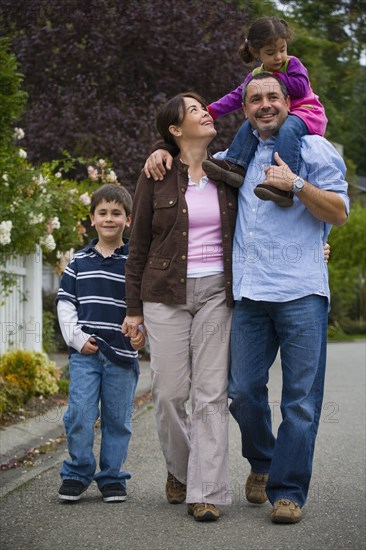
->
xmin=144 ymin=150 xmax=173 ymax=180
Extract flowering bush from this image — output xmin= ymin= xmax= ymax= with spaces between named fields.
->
xmin=0 ymin=145 xmax=100 ymax=276
xmin=0 ymin=40 xmax=128 ymax=290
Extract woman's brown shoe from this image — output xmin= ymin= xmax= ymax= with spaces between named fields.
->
xmin=187 ymin=502 xmax=220 ymax=521
xmin=166 ymin=472 xmax=186 ymax=504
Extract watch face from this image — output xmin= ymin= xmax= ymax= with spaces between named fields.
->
xmin=293 ymin=177 xmax=304 ymax=192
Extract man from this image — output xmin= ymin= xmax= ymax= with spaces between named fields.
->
xmin=143 ymin=73 xmax=349 ymax=524
xmin=226 ymin=73 xmax=348 ymax=524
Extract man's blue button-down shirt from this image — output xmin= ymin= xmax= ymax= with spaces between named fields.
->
xmin=217 ymin=133 xmax=349 ymax=304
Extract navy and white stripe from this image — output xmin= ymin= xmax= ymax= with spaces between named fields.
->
xmin=56 ymin=239 xmax=137 ymax=368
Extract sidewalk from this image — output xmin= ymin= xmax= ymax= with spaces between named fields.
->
xmin=0 ymin=343 xmax=365 ymax=550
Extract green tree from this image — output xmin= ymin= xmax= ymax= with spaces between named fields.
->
xmin=277 ymin=0 xmax=366 ymax=174
xmin=328 ymin=201 xmax=366 ymax=323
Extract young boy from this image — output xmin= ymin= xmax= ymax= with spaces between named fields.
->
xmin=57 ymin=183 xmax=145 ymax=503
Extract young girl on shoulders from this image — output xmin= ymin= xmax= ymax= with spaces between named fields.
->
xmin=203 ymin=16 xmax=327 ymax=208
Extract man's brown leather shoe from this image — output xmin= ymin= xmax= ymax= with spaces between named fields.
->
xmin=245 ymin=471 xmax=269 ymax=504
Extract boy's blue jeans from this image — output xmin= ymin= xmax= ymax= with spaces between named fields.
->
xmin=61 ymin=351 xmax=138 ymax=490
xmin=228 ymin=295 xmax=328 ymax=507
xmin=226 ymin=114 xmax=308 ymax=174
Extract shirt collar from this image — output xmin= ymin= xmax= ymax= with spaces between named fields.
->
xmin=86 ymin=238 xmax=128 ymax=255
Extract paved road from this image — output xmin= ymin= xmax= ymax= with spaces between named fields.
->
xmin=0 ymin=342 xmax=365 ymax=550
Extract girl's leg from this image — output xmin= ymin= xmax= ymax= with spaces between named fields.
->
xmin=202 ymin=121 xmax=258 ymax=187
xmin=225 ymin=120 xmax=259 ymax=170
xmin=272 ymin=115 xmax=308 ymax=174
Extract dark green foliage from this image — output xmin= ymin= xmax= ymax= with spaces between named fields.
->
xmin=0 ymin=0 xmax=250 ymax=191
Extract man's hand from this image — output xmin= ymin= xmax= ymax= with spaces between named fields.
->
xmin=144 ymin=149 xmax=173 ymax=180
xmin=81 ymin=337 xmax=99 ymax=354
xmin=263 ymin=152 xmax=295 ymax=190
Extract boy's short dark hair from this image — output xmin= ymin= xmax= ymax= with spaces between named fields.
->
xmin=90 ymin=184 xmax=133 ymax=215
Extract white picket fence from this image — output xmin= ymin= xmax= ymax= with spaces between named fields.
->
xmin=0 ymin=248 xmax=43 ymax=355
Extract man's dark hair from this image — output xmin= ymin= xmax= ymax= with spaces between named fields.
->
xmin=242 ymin=72 xmax=289 ymax=103
xmin=90 ymin=183 xmax=133 ymax=215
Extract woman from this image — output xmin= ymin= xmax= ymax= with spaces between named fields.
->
xmin=122 ymin=92 xmax=238 ymax=521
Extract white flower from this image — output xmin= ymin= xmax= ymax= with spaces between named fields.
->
xmin=39 ymin=234 xmax=56 ymax=251
xmin=50 ymin=217 xmax=60 ymax=229
xmin=56 ymin=248 xmax=75 ymax=272
xmin=0 ymin=220 xmax=12 ymax=245
xmin=14 ymin=127 xmax=25 ymax=140
xmin=36 ymin=174 xmax=50 ymax=187
xmin=97 ymin=159 xmax=107 ymax=168
xmin=79 ymin=192 xmax=91 ymax=205
xmin=87 ymin=166 xmax=99 ymax=181
xmin=19 ymin=148 xmax=27 ymax=159
xmin=2 ymin=173 xmax=8 ymax=181
xmin=46 ymin=217 xmax=60 ymax=233
xmin=29 ymin=213 xmax=45 ymax=225
xmin=70 ymin=188 xmax=78 ymax=194
xmin=106 ymin=170 xmax=117 ymax=183
xmin=55 ymin=172 xmax=62 ymax=179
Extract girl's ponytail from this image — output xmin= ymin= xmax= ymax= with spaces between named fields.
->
xmin=239 ymin=39 xmax=255 ymax=65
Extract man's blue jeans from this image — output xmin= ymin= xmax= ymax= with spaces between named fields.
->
xmin=228 ymin=295 xmax=328 ymax=507
xmin=61 ymin=351 xmax=138 ymax=489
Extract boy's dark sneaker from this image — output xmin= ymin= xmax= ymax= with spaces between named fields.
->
xmin=254 ymin=184 xmax=294 ymax=207
xmin=202 ymin=159 xmax=246 ymax=188
xmin=58 ymin=479 xmax=87 ymax=501
xmin=101 ymin=483 xmax=127 ymax=502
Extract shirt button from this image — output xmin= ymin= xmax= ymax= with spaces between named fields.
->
xmin=162 ymin=262 xmax=167 ymax=267
xmin=169 ymin=200 xmax=174 ymax=205
xmin=220 ymin=190 xmax=224 ymax=194
xmin=224 ymin=234 xmax=228 ymax=238
xmin=182 ymin=231 xmax=187 ymax=236
xmin=228 ymin=202 xmax=232 ymax=206
xmin=222 ymin=211 xmax=226 ymax=215
xmin=180 ymin=278 xmax=185 ymax=283
xmin=181 ymin=255 xmax=186 ymax=260
xmin=182 ymin=208 xmax=187 ymax=213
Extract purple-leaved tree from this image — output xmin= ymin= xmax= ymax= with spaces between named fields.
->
xmin=0 ymin=0 xmax=252 ymax=189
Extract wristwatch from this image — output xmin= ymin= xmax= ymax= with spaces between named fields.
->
xmin=292 ymin=176 xmax=305 ymax=193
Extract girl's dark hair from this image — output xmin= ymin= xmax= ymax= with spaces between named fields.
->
xmin=90 ymin=184 xmax=133 ymax=215
xmin=239 ymin=17 xmax=293 ymax=65
xmin=156 ymin=92 xmax=208 ymax=147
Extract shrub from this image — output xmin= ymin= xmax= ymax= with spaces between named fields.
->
xmin=0 ymin=350 xmax=61 ymax=414
xmin=0 ymin=349 xmax=38 ymax=400
xmin=42 ymin=310 xmax=57 ymax=354
xmin=0 ymin=374 xmax=24 ymax=414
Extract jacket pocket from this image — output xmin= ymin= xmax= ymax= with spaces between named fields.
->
xmin=153 ymin=196 xmax=177 ymax=209
xmin=147 ymin=256 xmax=171 ymax=269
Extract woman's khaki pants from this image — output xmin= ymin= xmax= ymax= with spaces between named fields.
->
xmin=143 ymin=274 xmax=232 ymax=505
